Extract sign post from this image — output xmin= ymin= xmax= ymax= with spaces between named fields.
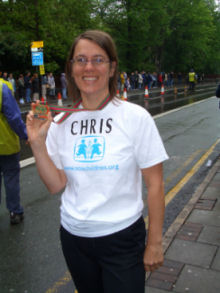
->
xmin=31 ymin=41 xmax=45 ymax=98
xmin=31 ymin=41 xmax=44 ymax=69
xmin=31 ymin=51 xmax=44 ymax=66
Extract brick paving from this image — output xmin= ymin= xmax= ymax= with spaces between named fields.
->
xmin=146 ymin=259 xmax=184 ymax=291
xmin=145 ymin=158 xmax=220 ymax=293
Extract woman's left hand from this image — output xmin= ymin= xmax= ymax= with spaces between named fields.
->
xmin=143 ymin=243 xmax=164 ymax=272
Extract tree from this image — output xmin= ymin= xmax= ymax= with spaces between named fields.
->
xmin=0 ymin=0 xmax=94 ymax=74
xmin=92 ymin=0 xmax=152 ymax=72
xmin=92 ymin=0 xmax=171 ymax=72
xmin=162 ymin=0 xmax=216 ymax=73
xmin=1 ymin=0 xmax=220 ymax=75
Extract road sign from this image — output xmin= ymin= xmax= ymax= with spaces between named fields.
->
xmin=31 ymin=41 xmax=44 ymax=48
xmin=39 ymin=65 xmax=45 ymax=75
xmin=31 ymin=47 xmax=43 ymax=52
xmin=32 ymin=51 xmax=44 ymax=66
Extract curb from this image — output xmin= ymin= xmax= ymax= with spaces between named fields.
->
xmin=162 ymin=156 xmax=220 ymax=253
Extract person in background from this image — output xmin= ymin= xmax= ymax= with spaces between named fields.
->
xmin=130 ymin=72 xmax=135 ymax=90
xmin=163 ymin=73 xmax=168 ymax=87
xmin=0 ymin=78 xmax=27 ymax=224
xmin=60 ymin=73 xmax=67 ymax=100
xmin=41 ymin=74 xmax=48 ymax=101
xmin=24 ymin=72 xmax=32 ymax=103
xmin=138 ymin=72 xmax=143 ymax=89
xmin=47 ymin=72 xmax=56 ymax=99
xmin=125 ymin=76 xmax=131 ymax=91
xmin=177 ymin=72 xmax=182 ymax=84
xmin=188 ymin=68 xmax=196 ymax=91
xmin=17 ymin=74 xmax=25 ymax=104
xmin=157 ymin=72 xmax=163 ymax=88
xmin=31 ymin=73 xmax=40 ymax=102
xmin=142 ymin=71 xmax=147 ymax=88
xmin=26 ymin=30 xmax=168 ymax=293
xmin=134 ymin=70 xmax=138 ymax=89
xmin=8 ymin=73 xmax=16 ymax=94
xmin=168 ymin=72 xmax=174 ymax=87
xmin=216 ymin=83 xmax=220 ymax=98
xmin=2 ymin=72 xmax=8 ymax=81
xmin=146 ymin=72 xmax=153 ymax=89
xmin=120 ymin=71 xmax=125 ymax=92
xmin=151 ymin=72 xmax=157 ymax=88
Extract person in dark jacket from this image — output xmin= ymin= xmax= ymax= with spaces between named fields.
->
xmin=60 ymin=73 xmax=67 ymax=99
xmin=0 ymin=78 xmax=27 ymax=224
xmin=24 ymin=72 xmax=32 ymax=103
xmin=216 ymin=84 xmax=220 ymax=98
xmin=31 ymin=73 xmax=40 ymax=101
xmin=17 ymin=74 xmax=25 ymax=104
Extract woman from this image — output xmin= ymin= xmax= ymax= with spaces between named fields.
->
xmin=26 ymin=30 xmax=168 ymax=293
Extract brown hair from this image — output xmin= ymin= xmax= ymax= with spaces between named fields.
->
xmin=65 ymin=30 xmax=118 ymax=102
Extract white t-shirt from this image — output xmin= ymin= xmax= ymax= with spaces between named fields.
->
xmin=46 ymin=99 xmax=168 ymax=237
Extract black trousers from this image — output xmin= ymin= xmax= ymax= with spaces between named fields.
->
xmin=0 ymin=153 xmax=23 ymax=214
xmin=60 ymin=217 xmax=146 ymax=293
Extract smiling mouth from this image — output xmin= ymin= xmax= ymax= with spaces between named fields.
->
xmin=83 ymin=77 xmax=97 ymax=81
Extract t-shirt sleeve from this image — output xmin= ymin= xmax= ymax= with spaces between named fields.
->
xmin=46 ymin=122 xmax=63 ymax=170
xmin=133 ymin=111 xmax=169 ymax=169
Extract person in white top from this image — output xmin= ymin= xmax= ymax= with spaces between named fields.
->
xmin=26 ymin=30 xmax=168 ymax=293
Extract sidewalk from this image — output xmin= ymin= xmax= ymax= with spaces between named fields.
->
xmin=145 ymin=156 xmax=220 ymax=293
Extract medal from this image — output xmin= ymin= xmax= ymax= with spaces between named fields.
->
xmin=32 ymin=103 xmax=50 ymax=120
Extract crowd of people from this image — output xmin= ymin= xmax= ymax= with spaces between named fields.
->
xmin=0 ymin=71 xmax=68 ymax=104
xmin=118 ymin=70 xmax=205 ymax=93
xmin=118 ymin=71 xmax=174 ymax=92
xmin=0 ymin=69 xmax=205 ymax=105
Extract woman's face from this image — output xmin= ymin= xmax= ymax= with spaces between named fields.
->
xmin=71 ymin=39 xmax=115 ymax=99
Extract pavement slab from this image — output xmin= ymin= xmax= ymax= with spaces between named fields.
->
xmin=165 ymin=239 xmax=217 ymax=267
xmin=176 ymin=222 xmax=203 ymax=241
xmin=212 ymin=248 xmax=220 ymax=271
xmin=213 ymin=200 xmax=220 ymax=212
xmin=187 ymin=209 xmax=220 ymax=226
xmin=188 ymin=209 xmax=220 ymax=226
xmin=194 ymin=198 xmax=216 ymax=210
xmin=174 ymin=264 xmax=220 ymax=293
xmin=146 ymin=259 xmax=184 ymax=292
xmin=211 ymin=172 xmax=220 ymax=182
xmin=201 ymin=186 xmax=220 ymax=200
xmin=198 ymin=225 xmax=220 ymax=246
xmin=144 ymin=287 xmax=168 ymax=293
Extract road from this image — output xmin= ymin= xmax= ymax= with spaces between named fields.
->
xmin=0 ymin=95 xmax=219 ymax=293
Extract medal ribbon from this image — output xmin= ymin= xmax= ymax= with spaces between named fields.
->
xmin=45 ymin=94 xmax=111 ymax=124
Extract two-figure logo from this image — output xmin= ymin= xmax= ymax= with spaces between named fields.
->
xmin=74 ymin=136 xmax=105 ymax=163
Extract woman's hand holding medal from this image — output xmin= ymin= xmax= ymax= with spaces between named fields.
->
xmin=26 ymin=100 xmax=53 ymax=147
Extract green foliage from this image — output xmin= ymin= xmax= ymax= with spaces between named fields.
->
xmin=0 ymin=0 xmax=94 ymax=75
xmin=1 ymin=0 xmax=220 ymax=75
xmin=163 ymin=0 xmax=216 ymax=73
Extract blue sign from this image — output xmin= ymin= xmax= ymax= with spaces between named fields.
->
xmin=32 ymin=51 xmax=44 ymax=66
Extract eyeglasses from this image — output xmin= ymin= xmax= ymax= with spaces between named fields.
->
xmin=71 ymin=56 xmax=111 ymax=67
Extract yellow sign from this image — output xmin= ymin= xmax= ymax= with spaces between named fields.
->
xmin=39 ymin=65 xmax=45 ymax=75
xmin=31 ymin=41 xmax=44 ymax=48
